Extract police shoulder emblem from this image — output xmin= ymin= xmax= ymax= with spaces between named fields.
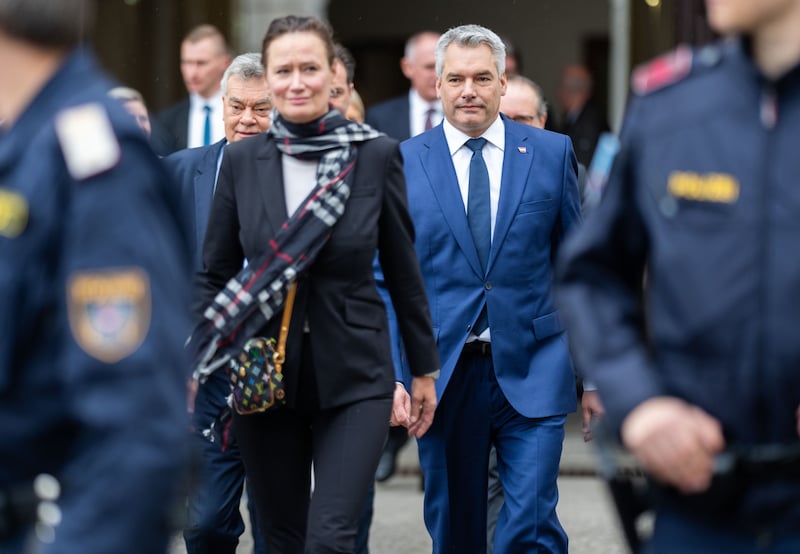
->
xmin=0 ymin=188 xmax=28 ymax=238
xmin=632 ymin=45 xmax=693 ymax=95
xmin=67 ymin=268 xmax=151 ymax=363
xmin=54 ymin=103 xmax=121 ymax=181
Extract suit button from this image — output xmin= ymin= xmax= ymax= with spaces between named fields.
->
xmin=485 ymin=282 xmax=492 ymax=290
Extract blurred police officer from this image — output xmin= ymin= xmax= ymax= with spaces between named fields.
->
xmin=0 ymin=0 xmax=192 ymax=552
xmin=558 ymin=0 xmax=800 ymax=551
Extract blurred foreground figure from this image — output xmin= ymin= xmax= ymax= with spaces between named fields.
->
xmin=558 ymin=0 xmax=800 ymax=551
xmin=0 ymin=0 xmax=192 ymax=552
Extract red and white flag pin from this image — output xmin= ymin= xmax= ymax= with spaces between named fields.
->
xmin=517 ymin=146 xmax=527 ymax=154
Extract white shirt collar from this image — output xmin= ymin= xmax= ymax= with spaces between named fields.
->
xmin=190 ymin=91 xmax=223 ymax=112
xmin=442 ymin=114 xmax=505 ymax=156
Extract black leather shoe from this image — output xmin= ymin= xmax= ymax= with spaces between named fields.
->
xmin=375 ymin=449 xmax=396 ymax=482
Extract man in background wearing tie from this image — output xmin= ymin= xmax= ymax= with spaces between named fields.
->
xmin=366 ymin=30 xmax=442 ymax=142
xmin=398 ymin=25 xmax=581 ymax=552
xmin=154 ymin=24 xmax=231 ymax=155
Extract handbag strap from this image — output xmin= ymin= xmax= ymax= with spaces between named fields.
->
xmin=273 ymin=282 xmax=297 ymax=374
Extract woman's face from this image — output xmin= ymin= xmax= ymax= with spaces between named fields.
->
xmin=264 ymin=31 xmax=333 ymax=124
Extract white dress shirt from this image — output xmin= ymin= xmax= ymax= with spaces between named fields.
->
xmin=442 ymin=115 xmax=505 ymax=240
xmin=409 ymin=89 xmax=443 ymax=137
xmin=188 ymin=91 xmax=225 ymax=148
xmin=442 ymin=115 xmax=505 ymax=341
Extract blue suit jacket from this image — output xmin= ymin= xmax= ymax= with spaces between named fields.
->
xmin=400 ymin=116 xmax=581 ymax=418
xmin=164 ymin=139 xmax=226 ymax=270
xmin=365 ymin=95 xmax=411 ymax=141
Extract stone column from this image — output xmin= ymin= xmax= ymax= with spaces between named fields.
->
xmin=233 ymin=0 xmax=331 ymax=52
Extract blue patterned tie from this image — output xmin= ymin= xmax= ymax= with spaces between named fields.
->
xmin=203 ymin=105 xmax=212 ymax=146
xmin=466 ymin=137 xmax=490 ymax=334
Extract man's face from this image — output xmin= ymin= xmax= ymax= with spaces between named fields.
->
xmin=705 ymin=0 xmax=796 ymax=34
xmin=180 ymin=36 xmax=230 ymax=98
xmin=558 ymin=65 xmax=592 ymax=113
xmin=436 ymin=43 xmax=506 ymax=137
xmin=329 ymin=59 xmax=354 ymax=114
xmin=401 ymin=33 xmax=439 ymax=102
xmin=500 ymin=82 xmax=546 ymax=129
xmin=222 ymin=74 xmax=272 ymax=143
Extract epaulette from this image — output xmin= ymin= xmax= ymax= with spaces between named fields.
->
xmin=54 ymin=102 xmax=121 ymax=180
xmin=631 ymin=45 xmax=693 ymax=96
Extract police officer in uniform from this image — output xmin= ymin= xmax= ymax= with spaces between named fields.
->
xmin=0 ymin=0 xmax=192 ymax=552
xmin=557 ymin=0 xmax=800 ymax=551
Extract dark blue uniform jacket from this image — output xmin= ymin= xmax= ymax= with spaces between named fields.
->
xmin=0 ymin=48 xmax=191 ymax=552
xmin=558 ymin=38 xmax=800 ymax=532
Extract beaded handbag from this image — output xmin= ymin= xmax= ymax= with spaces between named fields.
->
xmin=228 ymin=284 xmax=296 ymax=414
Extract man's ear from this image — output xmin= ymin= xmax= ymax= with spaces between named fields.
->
xmin=400 ymin=57 xmax=414 ymax=80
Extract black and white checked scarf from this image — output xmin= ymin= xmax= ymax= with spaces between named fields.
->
xmin=193 ymin=109 xmax=383 ymax=380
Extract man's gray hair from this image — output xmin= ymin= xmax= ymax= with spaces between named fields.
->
xmin=508 ymin=75 xmax=548 ymax=118
xmin=0 ymin=0 xmax=93 ymax=48
xmin=435 ymin=24 xmax=506 ymax=79
xmin=221 ymin=52 xmax=264 ymax=96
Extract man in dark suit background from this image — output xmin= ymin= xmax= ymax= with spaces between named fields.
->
xmin=365 ymin=30 xmax=442 ymax=142
xmin=164 ymin=52 xmax=271 ymax=554
xmin=398 ymin=25 xmax=581 ymax=552
xmin=556 ymin=64 xmax=609 ymax=167
xmin=154 ymin=24 xmax=232 ymax=155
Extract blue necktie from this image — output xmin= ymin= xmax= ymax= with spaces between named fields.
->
xmin=203 ymin=105 xmax=212 ymax=146
xmin=466 ymin=137 xmax=491 ymax=334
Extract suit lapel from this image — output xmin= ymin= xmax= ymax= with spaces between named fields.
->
xmin=193 ymin=140 xmax=224 ymax=251
xmin=256 ymin=137 xmax=288 ymax=237
xmin=487 ymin=123 xmax=534 ymax=273
xmin=421 ymin=128 xmax=483 ymax=277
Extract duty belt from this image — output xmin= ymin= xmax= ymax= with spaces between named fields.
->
xmin=0 ymin=474 xmax=61 ymax=542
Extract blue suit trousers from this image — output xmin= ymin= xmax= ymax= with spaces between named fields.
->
xmin=184 ymin=370 xmax=265 ymax=554
xmin=418 ymin=350 xmax=568 ymax=553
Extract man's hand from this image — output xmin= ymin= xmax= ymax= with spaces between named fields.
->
xmin=407 ymin=376 xmax=437 ymax=439
xmin=581 ymin=390 xmax=605 ymax=442
xmin=390 ymin=382 xmax=412 ymax=427
xmin=621 ymin=396 xmax=725 ymax=494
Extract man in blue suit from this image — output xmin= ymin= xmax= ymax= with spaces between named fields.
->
xmin=397 ymin=25 xmax=581 ymax=553
xmin=165 ymin=52 xmax=271 ymax=554
xmin=365 ymin=31 xmax=442 ymax=142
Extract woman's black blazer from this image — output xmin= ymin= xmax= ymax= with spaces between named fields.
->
xmin=195 ymin=132 xmax=439 ymax=409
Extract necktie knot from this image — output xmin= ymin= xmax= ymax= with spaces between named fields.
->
xmin=466 ymin=137 xmax=487 ymax=153
xmin=203 ymin=105 xmax=212 ymax=114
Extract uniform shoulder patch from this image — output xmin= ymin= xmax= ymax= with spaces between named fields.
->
xmin=54 ymin=103 xmax=121 ymax=181
xmin=0 ymin=188 xmax=28 ymax=238
xmin=67 ymin=268 xmax=151 ymax=363
xmin=632 ymin=45 xmax=693 ymax=95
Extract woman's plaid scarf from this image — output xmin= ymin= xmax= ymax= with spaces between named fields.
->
xmin=193 ymin=109 xmax=383 ymax=380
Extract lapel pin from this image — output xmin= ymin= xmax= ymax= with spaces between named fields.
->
xmin=517 ymin=146 xmax=527 ymax=154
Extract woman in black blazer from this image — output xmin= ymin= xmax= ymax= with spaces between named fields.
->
xmin=194 ymin=15 xmax=439 ymax=553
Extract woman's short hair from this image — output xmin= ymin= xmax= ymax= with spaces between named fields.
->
xmin=261 ymin=15 xmax=335 ymax=69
